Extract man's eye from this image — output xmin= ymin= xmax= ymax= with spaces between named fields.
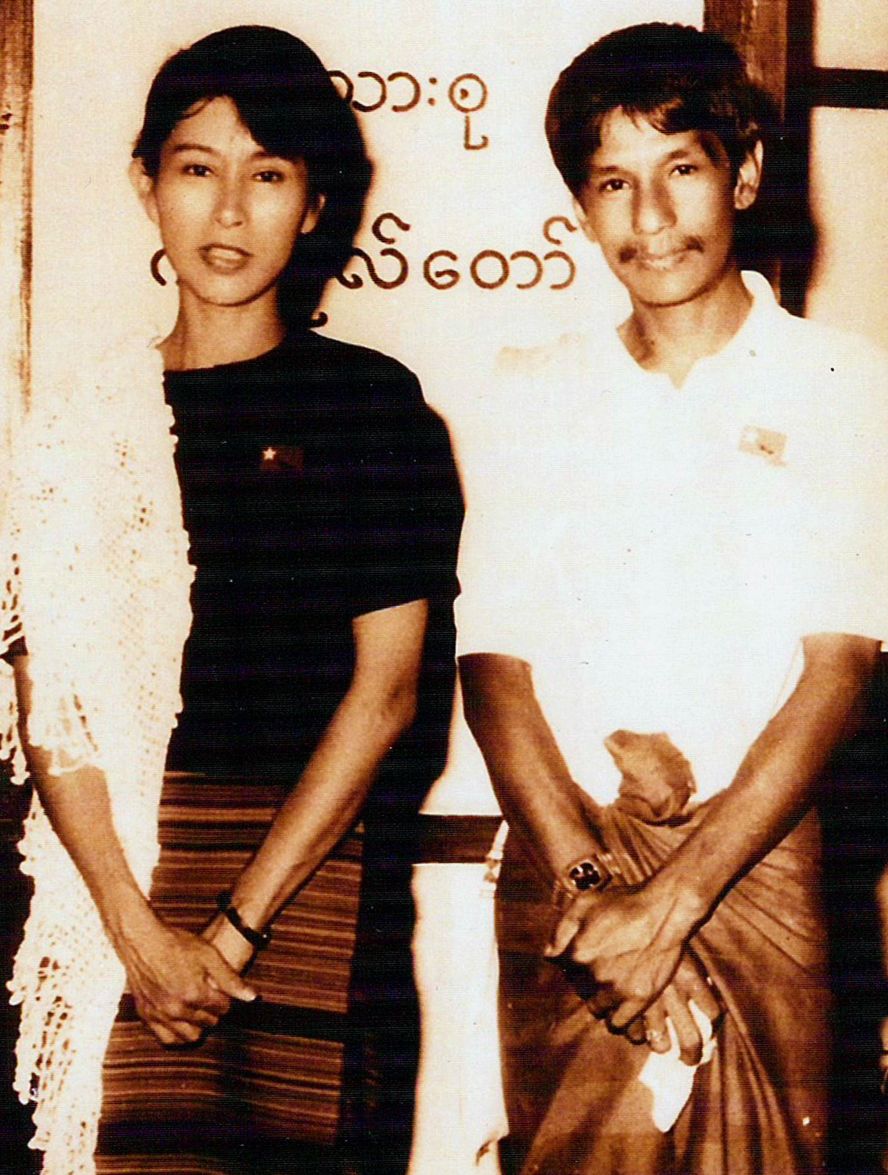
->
xmin=599 ymin=178 xmax=627 ymax=193
xmin=673 ymin=164 xmax=698 ymax=176
xmin=255 ymin=170 xmax=285 ymax=183
xmin=183 ymin=163 xmax=212 ymax=177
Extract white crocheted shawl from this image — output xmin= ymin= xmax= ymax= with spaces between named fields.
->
xmin=0 ymin=334 xmax=193 ymax=1173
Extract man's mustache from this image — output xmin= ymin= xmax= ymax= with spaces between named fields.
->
xmin=618 ymin=237 xmax=705 ymax=264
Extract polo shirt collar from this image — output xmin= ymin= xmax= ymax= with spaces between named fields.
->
xmin=608 ymin=268 xmax=784 ymax=388
xmin=711 ymin=270 xmax=783 ymax=369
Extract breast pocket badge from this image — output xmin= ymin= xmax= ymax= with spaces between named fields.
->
xmin=739 ymin=425 xmax=787 ymax=467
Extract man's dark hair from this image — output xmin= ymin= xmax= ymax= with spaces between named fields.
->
xmin=546 ymin=22 xmax=777 ymax=197
xmin=133 ymin=25 xmax=372 ymax=328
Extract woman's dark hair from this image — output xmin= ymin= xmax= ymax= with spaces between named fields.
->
xmin=133 ymin=25 xmax=372 ymax=327
xmin=546 ymin=23 xmax=777 ymax=197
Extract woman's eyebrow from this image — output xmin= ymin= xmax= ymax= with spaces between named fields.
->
xmin=168 ymin=142 xmax=287 ymax=162
xmin=168 ymin=142 xmax=218 ymax=155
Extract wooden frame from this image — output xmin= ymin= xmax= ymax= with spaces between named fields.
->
xmin=705 ymin=0 xmax=811 ymax=311
xmin=706 ymin=0 xmax=887 ymax=312
xmin=0 ymin=0 xmax=32 ymax=455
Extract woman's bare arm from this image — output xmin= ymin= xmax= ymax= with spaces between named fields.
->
xmin=204 ymin=598 xmax=428 ymax=971
xmin=11 ymin=655 xmax=256 ymax=1044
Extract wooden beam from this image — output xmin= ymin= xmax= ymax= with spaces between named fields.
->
xmin=808 ymin=68 xmax=888 ymax=110
xmin=0 ymin=0 xmax=33 ymax=457
xmin=704 ymin=0 xmax=791 ymax=113
xmin=705 ymin=0 xmax=814 ymax=315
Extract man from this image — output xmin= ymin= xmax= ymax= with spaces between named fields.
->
xmin=457 ymin=23 xmax=888 ymax=1174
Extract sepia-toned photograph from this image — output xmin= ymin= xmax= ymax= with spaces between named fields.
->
xmin=1 ymin=2 xmax=887 ymax=1173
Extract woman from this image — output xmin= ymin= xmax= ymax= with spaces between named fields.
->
xmin=879 ymin=868 xmax=888 ymax=1095
xmin=0 ymin=25 xmax=462 ymax=1174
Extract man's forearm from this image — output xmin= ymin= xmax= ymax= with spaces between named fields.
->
xmin=655 ymin=633 xmax=880 ymax=930
xmin=459 ymin=652 xmax=606 ymax=885
xmin=516 ymin=633 xmax=878 ymax=1029
xmin=460 ymin=651 xmax=719 ymax=1045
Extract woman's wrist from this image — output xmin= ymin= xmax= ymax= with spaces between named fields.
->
xmin=216 ymin=890 xmax=272 ymax=949
xmin=204 ymin=913 xmax=256 ymax=973
xmin=96 ymin=881 xmax=162 ymax=955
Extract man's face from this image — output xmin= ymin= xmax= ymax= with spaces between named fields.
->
xmin=574 ymin=108 xmax=760 ymax=311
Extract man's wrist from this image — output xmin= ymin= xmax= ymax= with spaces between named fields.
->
xmin=552 ymin=847 xmax=623 ymax=910
xmin=648 ymin=863 xmax=712 ymax=938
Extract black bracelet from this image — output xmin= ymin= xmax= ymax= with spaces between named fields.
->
xmin=216 ymin=891 xmax=272 ymax=951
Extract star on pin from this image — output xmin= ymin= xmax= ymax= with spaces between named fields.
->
xmin=260 ymin=444 xmax=304 ymax=472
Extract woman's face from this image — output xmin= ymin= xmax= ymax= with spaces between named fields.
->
xmin=133 ymin=96 xmax=324 ymax=313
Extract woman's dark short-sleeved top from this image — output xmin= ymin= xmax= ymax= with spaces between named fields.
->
xmin=163 ymin=330 xmax=463 ymax=781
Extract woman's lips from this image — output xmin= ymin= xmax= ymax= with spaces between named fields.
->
xmin=199 ymin=244 xmax=251 ymax=272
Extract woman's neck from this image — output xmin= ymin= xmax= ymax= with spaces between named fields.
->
xmin=160 ymin=297 xmax=287 ymax=372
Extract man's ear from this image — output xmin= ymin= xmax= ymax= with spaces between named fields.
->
xmin=129 ymin=158 xmax=160 ymax=226
xmin=733 ymin=140 xmax=763 ymax=211
xmin=571 ymin=194 xmax=596 ymax=243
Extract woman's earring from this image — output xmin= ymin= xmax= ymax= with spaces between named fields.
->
xmin=150 ymin=249 xmax=168 ymax=287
